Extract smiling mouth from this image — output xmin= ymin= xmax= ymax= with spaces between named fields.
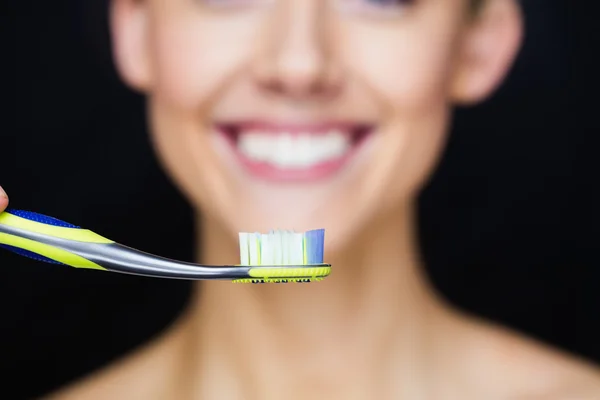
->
xmin=214 ymin=121 xmax=374 ymax=182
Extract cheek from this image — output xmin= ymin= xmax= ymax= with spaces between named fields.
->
xmin=349 ymin=35 xmax=457 ymax=110
xmin=340 ymin=12 xmax=461 ymax=110
xmin=146 ymin=12 xmax=262 ymax=208
xmin=149 ymin=97 xmax=237 ymax=230
xmin=149 ymin=13 xmax=259 ymax=109
xmin=337 ymin=23 xmax=460 ymax=209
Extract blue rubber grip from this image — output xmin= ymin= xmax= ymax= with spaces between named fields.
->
xmin=0 ymin=209 xmax=72 ymax=265
xmin=6 ymin=209 xmax=80 ymax=228
xmin=0 ymin=244 xmax=64 ymax=264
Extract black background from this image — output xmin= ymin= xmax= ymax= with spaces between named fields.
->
xmin=0 ymin=0 xmax=596 ymax=398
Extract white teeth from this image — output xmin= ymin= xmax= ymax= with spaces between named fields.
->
xmin=237 ymin=130 xmax=351 ymax=168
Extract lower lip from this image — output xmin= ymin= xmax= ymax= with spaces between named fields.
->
xmin=215 ymin=128 xmax=373 ymax=182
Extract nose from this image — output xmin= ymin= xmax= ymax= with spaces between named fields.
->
xmin=252 ymin=0 xmax=342 ymax=100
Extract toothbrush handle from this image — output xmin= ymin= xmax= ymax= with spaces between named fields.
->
xmin=0 ymin=209 xmax=113 ymax=270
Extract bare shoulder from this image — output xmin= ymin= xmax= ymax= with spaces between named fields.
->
xmin=43 ymin=314 xmax=192 ymax=400
xmin=458 ymin=317 xmax=600 ymax=399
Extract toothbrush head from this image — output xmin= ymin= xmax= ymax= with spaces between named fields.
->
xmin=231 ymin=265 xmax=331 ymax=284
xmin=233 ymin=229 xmax=330 ymax=284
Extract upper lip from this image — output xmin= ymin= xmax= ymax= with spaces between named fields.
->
xmin=215 ymin=121 xmax=374 ymax=135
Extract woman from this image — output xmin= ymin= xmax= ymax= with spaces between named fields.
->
xmin=2 ymin=0 xmax=599 ymax=398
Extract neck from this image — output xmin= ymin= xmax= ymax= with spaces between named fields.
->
xmin=183 ymin=203 xmax=454 ymax=399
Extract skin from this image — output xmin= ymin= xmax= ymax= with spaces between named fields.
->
xmin=2 ymin=0 xmax=599 ymax=398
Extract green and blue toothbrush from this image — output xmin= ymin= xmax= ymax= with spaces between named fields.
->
xmin=0 ymin=209 xmax=330 ymax=284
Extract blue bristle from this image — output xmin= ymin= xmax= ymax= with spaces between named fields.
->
xmin=318 ymin=229 xmax=325 ymax=263
xmin=305 ymin=229 xmax=325 ymax=264
xmin=6 ymin=209 xmax=79 ymax=228
xmin=317 ymin=229 xmax=325 ymax=263
xmin=0 ymin=244 xmax=65 ymax=265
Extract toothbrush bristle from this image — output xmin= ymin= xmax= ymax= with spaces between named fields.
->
xmin=238 ymin=229 xmax=325 ymax=266
xmin=304 ymin=229 xmax=325 ymax=264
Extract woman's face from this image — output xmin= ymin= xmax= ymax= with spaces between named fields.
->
xmin=112 ymin=0 xmax=521 ymax=253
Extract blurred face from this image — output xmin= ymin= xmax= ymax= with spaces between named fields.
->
xmin=111 ymin=0 xmax=521 ymax=253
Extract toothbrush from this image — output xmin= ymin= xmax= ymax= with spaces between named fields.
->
xmin=0 ymin=209 xmax=331 ymax=283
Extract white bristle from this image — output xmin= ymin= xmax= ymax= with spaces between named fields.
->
xmin=291 ymin=232 xmax=304 ymax=264
xmin=260 ymin=233 xmax=271 ymax=265
xmin=274 ymin=230 xmax=283 ymax=265
xmin=239 ymin=229 xmax=320 ymax=266
xmin=281 ymin=231 xmax=290 ymax=265
xmin=238 ymin=233 xmax=249 ymax=265
xmin=273 ymin=233 xmax=278 ymax=264
xmin=249 ymin=233 xmax=260 ymax=265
